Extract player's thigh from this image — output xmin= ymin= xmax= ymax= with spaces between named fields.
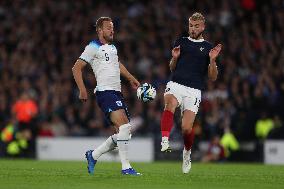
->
xmin=164 ymin=94 xmax=179 ymax=113
xmin=110 ymin=109 xmax=129 ymax=127
xmin=164 ymin=81 xmax=183 ymax=112
xmin=181 ymin=110 xmax=196 ymax=133
xmin=181 ymin=94 xmax=200 ymax=132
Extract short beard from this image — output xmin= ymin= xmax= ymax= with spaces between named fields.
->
xmin=103 ymin=34 xmax=113 ymax=43
xmin=190 ymin=31 xmax=203 ymax=39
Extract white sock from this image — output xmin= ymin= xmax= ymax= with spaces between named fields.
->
xmin=92 ymin=134 xmax=117 ymax=160
xmin=117 ymin=123 xmax=132 ymax=170
xmin=162 ymin=136 xmax=169 ymax=141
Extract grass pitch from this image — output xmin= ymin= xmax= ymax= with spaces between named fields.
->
xmin=0 ymin=160 xmax=284 ymax=189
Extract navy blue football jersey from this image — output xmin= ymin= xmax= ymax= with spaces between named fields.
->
xmin=170 ymin=37 xmax=214 ymax=90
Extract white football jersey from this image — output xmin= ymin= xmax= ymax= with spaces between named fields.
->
xmin=79 ymin=40 xmax=121 ymax=92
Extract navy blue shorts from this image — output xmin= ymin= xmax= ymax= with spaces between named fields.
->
xmin=95 ymin=90 xmax=130 ymax=125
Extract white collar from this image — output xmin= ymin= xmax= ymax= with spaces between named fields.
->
xmin=188 ymin=36 xmax=204 ymax=42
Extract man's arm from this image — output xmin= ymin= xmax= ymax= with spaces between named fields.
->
xmin=119 ymin=62 xmax=140 ymax=89
xmin=72 ymin=59 xmax=88 ymax=101
xmin=169 ymin=45 xmax=180 ymax=72
xmin=208 ymin=59 xmax=218 ymax=81
xmin=208 ymin=44 xmax=222 ymax=81
xmin=169 ymin=57 xmax=178 ymax=72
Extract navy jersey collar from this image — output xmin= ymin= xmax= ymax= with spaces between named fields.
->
xmin=93 ymin=39 xmax=104 ymax=46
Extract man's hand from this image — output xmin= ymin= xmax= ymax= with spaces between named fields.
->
xmin=79 ymin=88 xmax=88 ymax=102
xmin=129 ymin=79 xmax=140 ymax=90
xmin=209 ymin=44 xmax=222 ymax=61
xmin=208 ymin=44 xmax=221 ymax=82
xmin=172 ymin=45 xmax=180 ymax=60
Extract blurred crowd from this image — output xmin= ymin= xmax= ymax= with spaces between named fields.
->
xmin=0 ymin=0 xmax=284 ymax=145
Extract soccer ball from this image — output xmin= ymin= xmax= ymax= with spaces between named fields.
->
xmin=137 ymin=83 xmax=156 ymax=102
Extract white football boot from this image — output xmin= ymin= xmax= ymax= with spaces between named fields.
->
xmin=182 ymin=148 xmax=192 ymax=174
xmin=161 ymin=137 xmax=171 ymax=152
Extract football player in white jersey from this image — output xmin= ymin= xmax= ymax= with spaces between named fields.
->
xmin=72 ymin=17 xmax=141 ymax=175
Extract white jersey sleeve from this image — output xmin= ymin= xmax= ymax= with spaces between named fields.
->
xmin=79 ymin=42 xmax=100 ymax=64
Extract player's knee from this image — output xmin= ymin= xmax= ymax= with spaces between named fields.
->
xmin=182 ymin=123 xmax=193 ymax=134
xmin=115 ymin=115 xmax=129 ymax=127
xmin=164 ymin=98 xmax=178 ymax=112
xmin=182 ymin=127 xmax=193 ymax=135
xmin=111 ymin=109 xmax=129 ymax=127
xmin=164 ymin=104 xmax=176 ymax=113
xmin=115 ymin=120 xmax=129 ymax=128
xmin=121 ymin=116 xmax=129 ymax=125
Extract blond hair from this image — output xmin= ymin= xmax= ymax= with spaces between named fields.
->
xmin=189 ymin=12 xmax=205 ymax=22
xmin=95 ymin=17 xmax=112 ymax=33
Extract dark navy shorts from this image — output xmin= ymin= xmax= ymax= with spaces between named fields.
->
xmin=95 ymin=90 xmax=130 ymax=125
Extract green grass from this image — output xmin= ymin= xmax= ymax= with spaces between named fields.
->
xmin=0 ymin=160 xmax=284 ymax=189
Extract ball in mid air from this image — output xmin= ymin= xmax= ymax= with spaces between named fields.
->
xmin=137 ymin=83 xmax=156 ymax=102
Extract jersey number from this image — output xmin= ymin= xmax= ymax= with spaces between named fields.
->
xmin=194 ymin=98 xmax=201 ymax=107
xmin=105 ymin=53 xmax=109 ymax=61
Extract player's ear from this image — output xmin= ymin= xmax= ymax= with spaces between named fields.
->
xmin=201 ymin=25 xmax=205 ymax=32
xmin=201 ymin=21 xmax=205 ymax=30
xmin=97 ymin=27 xmax=103 ymax=34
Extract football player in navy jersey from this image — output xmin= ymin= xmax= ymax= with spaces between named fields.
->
xmin=160 ymin=12 xmax=222 ymax=173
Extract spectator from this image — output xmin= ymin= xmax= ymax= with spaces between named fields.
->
xmin=12 ymin=92 xmax=38 ymax=129
xmin=202 ymin=136 xmax=225 ymax=162
xmin=255 ymin=112 xmax=274 ymax=140
xmin=12 ymin=92 xmax=38 ymax=157
xmin=220 ymin=127 xmax=240 ymax=158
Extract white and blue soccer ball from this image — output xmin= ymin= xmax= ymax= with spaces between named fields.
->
xmin=137 ymin=83 xmax=156 ymax=102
